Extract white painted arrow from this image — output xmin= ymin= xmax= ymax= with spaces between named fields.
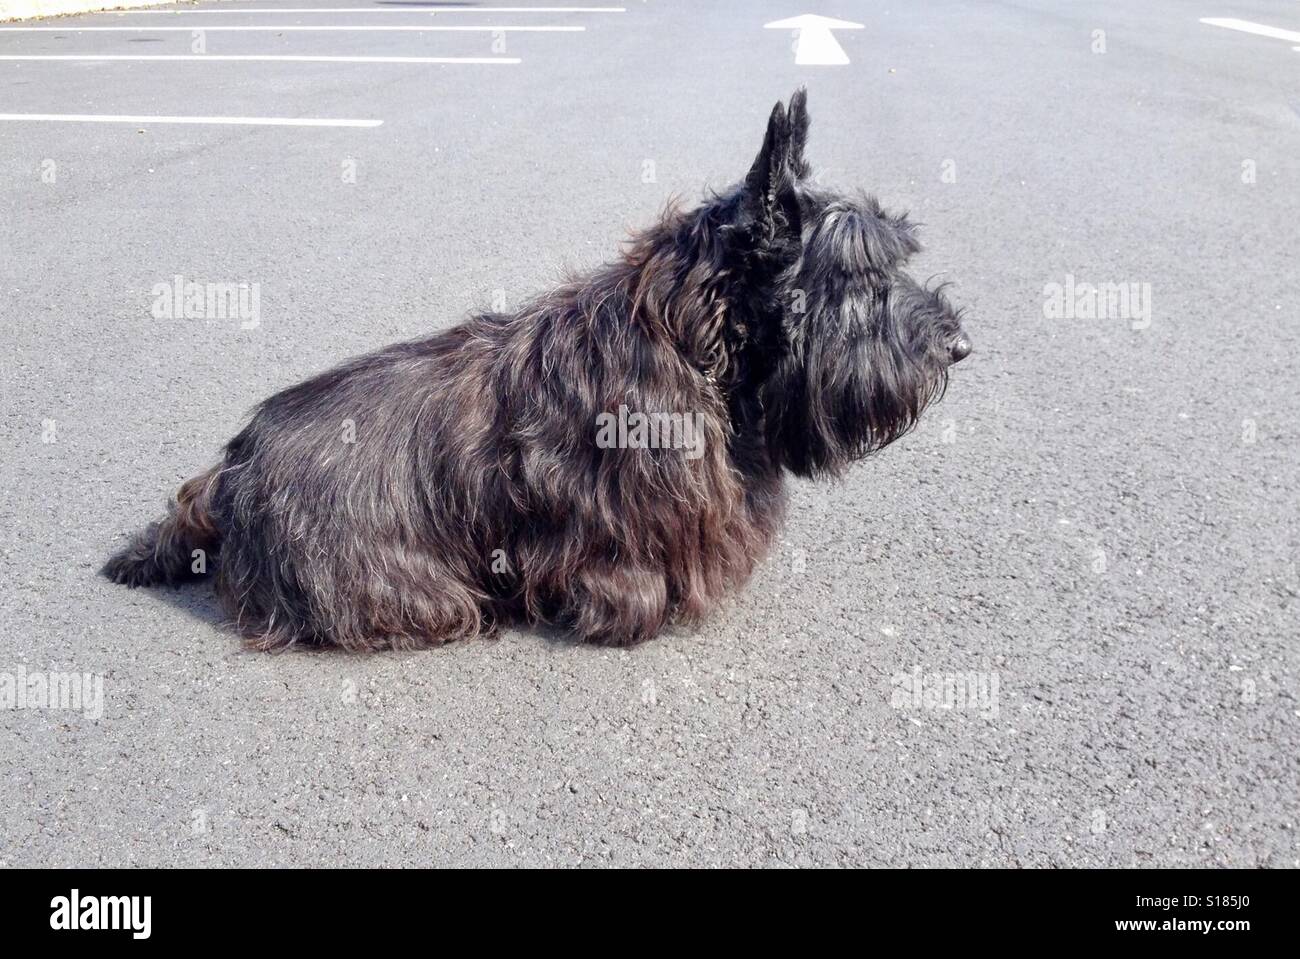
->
xmin=765 ymin=14 xmax=864 ymax=66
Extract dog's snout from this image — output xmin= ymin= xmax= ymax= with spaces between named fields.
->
xmin=949 ymin=334 xmax=972 ymax=364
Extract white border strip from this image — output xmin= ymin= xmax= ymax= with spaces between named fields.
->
xmin=0 ymin=112 xmax=382 ymax=127
xmin=0 ymin=54 xmax=520 ymax=63
xmin=1199 ymin=18 xmax=1300 ymax=44
xmin=0 ymin=24 xmax=584 ymax=31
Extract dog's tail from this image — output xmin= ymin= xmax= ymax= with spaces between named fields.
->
xmin=102 ymin=466 xmax=223 ymax=588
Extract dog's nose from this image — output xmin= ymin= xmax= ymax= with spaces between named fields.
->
xmin=949 ymin=334 xmax=972 ymax=364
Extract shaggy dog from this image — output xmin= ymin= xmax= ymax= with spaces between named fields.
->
xmin=104 ymin=90 xmax=971 ymax=650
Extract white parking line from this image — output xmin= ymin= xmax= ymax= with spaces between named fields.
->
xmin=0 ymin=113 xmax=382 ymax=127
xmin=0 ymin=25 xmax=584 ymax=32
xmin=1200 ymin=17 xmax=1300 ymax=44
xmin=118 ymin=5 xmax=625 ymax=11
xmin=0 ymin=55 xmax=520 ymax=64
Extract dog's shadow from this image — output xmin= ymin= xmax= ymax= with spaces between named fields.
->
xmin=148 ymin=579 xmax=232 ymax=640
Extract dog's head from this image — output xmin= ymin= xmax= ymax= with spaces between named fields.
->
xmin=722 ymin=89 xmax=972 ymax=477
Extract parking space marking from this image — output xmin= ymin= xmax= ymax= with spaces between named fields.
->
xmin=0 ymin=25 xmax=584 ymax=32
xmin=0 ymin=112 xmax=383 ymax=127
xmin=0 ymin=4 xmax=619 ymax=126
xmin=1200 ymin=17 xmax=1300 ymax=44
xmin=119 ymin=5 xmax=625 ymax=11
xmin=0 ymin=55 xmax=520 ymax=64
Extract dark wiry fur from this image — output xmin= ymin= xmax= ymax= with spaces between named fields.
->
xmin=103 ymin=90 xmax=971 ymax=651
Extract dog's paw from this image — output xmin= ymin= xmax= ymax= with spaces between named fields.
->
xmin=101 ymin=550 xmax=153 ymax=588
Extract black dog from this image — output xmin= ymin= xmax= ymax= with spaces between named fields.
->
xmin=104 ymin=90 xmax=971 ymax=651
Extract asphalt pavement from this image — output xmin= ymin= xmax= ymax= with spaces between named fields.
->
xmin=1 ymin=0 xmax=1297 ymax=867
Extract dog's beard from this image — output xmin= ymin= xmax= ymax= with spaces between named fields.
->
xmin=759 ymin=268 xmax=956 ymax=478
xmin=764 ymin=333 xmax=948 ymax=478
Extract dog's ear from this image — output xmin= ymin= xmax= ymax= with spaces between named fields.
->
xmin=787 ymin=88 xmax=811 ymax=178
xmin=742 ymin=101 xmax=797 ymax=230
